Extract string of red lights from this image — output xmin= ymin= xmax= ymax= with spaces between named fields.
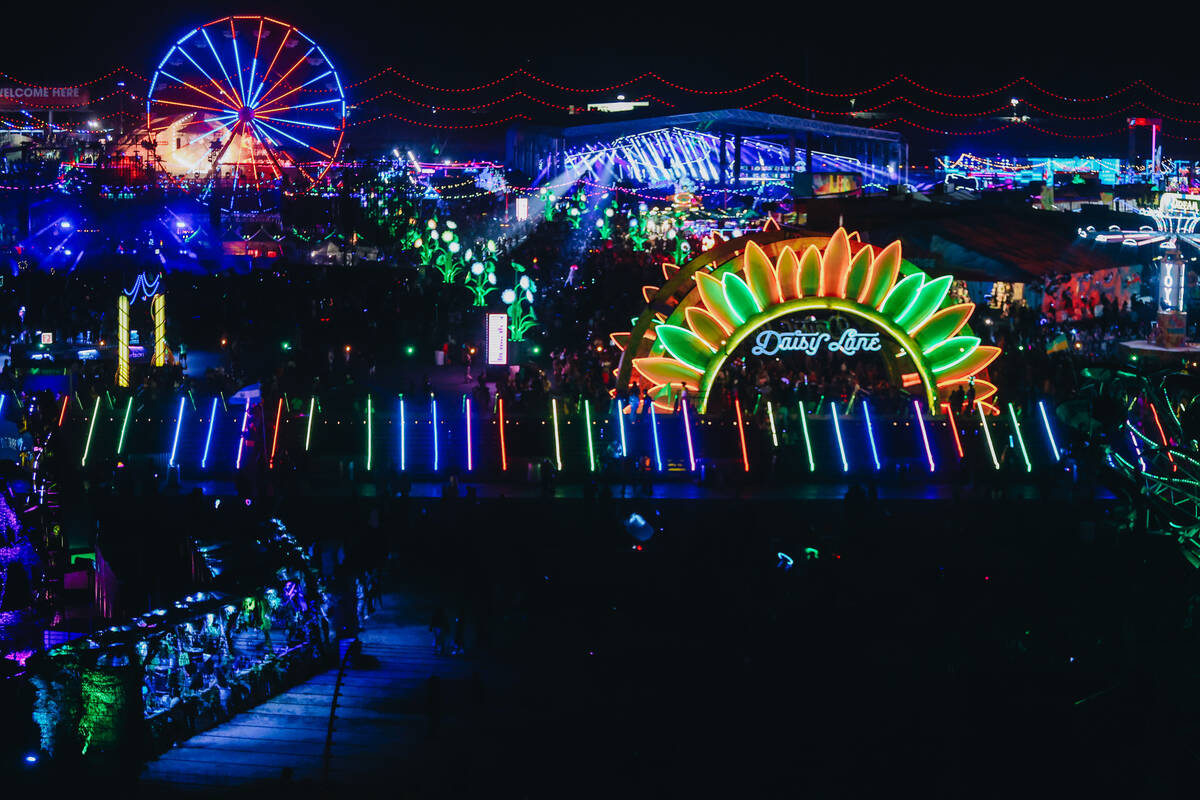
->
xmin=9 ymin=67 xmax=1200 ymax=107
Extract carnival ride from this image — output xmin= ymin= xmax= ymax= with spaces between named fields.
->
xmin=1080 ymin=192 xmax=1200 ymax=349
xmin=144 ymin=16 xmax=347 ymax=213
xmin=1060 ymin=364 xmax=1200 ymax=561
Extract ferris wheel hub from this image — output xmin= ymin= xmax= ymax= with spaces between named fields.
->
xmin=237 ymin=106 xmax=255 ymax=124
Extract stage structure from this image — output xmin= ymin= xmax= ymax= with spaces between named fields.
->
xmin=1082 ymin=191 xmax=1200 ymax=350
xmin=614 ymin=228 xmax=1000 ymax=414
xmin=144 ymin=15 xmax=348 ymax=213
xmin=117 ymin=273 xmax=166 ymax=386
xmin=507 ymin=110 xmax=906 ymax=195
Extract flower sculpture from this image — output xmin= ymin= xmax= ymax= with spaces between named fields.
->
xmin=616 ymin=229 xmax=1000 ymax=413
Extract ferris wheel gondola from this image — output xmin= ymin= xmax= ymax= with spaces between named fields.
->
xmin=146 ymin=15 xmax=346 ymax=213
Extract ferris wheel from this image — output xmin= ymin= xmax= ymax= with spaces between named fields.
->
xmin=146 ymin=16 xmax=347 ymax=213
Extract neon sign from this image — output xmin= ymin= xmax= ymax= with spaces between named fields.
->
xmin=751 ymin=327 xmax=881 ymax=357
xmin=620 ymin=229 xmax=1002 ymax=415
xmin=1159 ymin=252 xmax=1186 ymax=313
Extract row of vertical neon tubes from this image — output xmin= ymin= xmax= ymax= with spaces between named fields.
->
xmin=74 ymin=393 xmax=1065 ymax=474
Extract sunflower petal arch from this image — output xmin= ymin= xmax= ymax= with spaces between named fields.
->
xmin=626 ymin=232 xmax=999 ymax=416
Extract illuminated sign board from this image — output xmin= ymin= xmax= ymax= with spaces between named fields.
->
xmin=1159 ymin=254 xmax=1187 ymax=313
xmin=751 ymin=327 xmax=882 ymax=357
xmin=1159 ymin=192 xmax=1200 ymax=217
xmin=39 ymin=332 xmax=53 ymax=345
xmin=487 ymin=313 xmax=508 ymax=365
xmin=794 ymin=171 xmax=862 ymax=198
xmin=0 ymin=85 xmax=89 ymax=109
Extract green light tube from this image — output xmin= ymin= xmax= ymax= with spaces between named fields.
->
xmin=979 ymin=404 xmax=1000 ymax=470
xmin=584 ymin=399 xmax=596 ymax=472
xmin=117 ymin=396 xmax=133 ymax=455
xmin=798 ymin=401 xmax=815 ymax=472
xmin=1008 ymin=403 xmax=1032 ymax=473
xmin=305 ymin=396 xmax=315 ymax=451
xmin=81 ymin=396 xmax=100 ymax=467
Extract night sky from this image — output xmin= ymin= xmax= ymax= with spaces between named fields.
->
xmin=4 ymin=3 xmax=1194 ymax=94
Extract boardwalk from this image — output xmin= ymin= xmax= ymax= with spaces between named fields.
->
xmin=139 ymin=591 xmax=477 ymax=793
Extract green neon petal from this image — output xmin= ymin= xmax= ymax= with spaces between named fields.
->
xmin=913 ymin=304 xmax=973 ymax=350
xmin=879 ymin=273 xmax=925 ymax=320
xmin=723 ymin=273 xmax=762 ymax=322
xmin=743 ymin=241 xmax=781 ymax=308
xmin=843 ymin=247 xmax=873 ymax=301
xmin=926 ymin=336 xmax=981 ymax=373
xmin=798 ymin=245 xmax=822 ymax=297
xmin=696 ymin=273 xmax=742 ymax=329
xmin=656 ymin=324 xmax=716 ymax=372
xmin=863 ymin=240 xmax=902 ymax=307
xmin=937 ymin=345 xmax=1000 ymax=384
xmin=897 ymin=275 xmax=953 ymax=331
xmin=685 ymin=307 xmax=731 ymax=348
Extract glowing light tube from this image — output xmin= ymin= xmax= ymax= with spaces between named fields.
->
xmin=117 ymin=397 xmax=132 ymax=455
xmin=236 ymin=407 xmax=249 ymax=469
xmin=498 ymin=397 xmax=508 ymax=471
xmin=551 ymin=398 xmax=563 ymax=471
xmin=1008 ymin=403 xmax=1032 ymax=473
xmin=863 ymin=400 xmax=881 ymax=470
xmin=681 ymin=396 xmax=696 ymax=472
xmin=943 ymin=404 xmax=964 ymax=459
xmin=767 ymin=401 xmax=779 ymax=447
xmin=268 ymin=397 xmax=283 ymax=469
xmin=584 ymin=399 xmax=596 ymax=472
xmin=57 ymin=396 xmax=68 ymax=428
xmin=830 ymin=402 xmax=849 ymax=472
xmin=431 ymin=395 xmax=439 ymax=472
xmin=1128 ymin=425 xmax=1146 ymax=472
xmin=465 ymin=396 xmax=473 ymax=472
xmin=399 ymin=395 xmax=407 ymax=471
xmin=1038 ymin=401 xmax=1059 ymax=461
xmin=734 ymin=396 xmax=750 ymax=472
xmin=1149 ymin=402 xmax=1175 ymax=471
xmin=913 ymin=400 xmax=934 ymax=473
xmin=0 ymin=393 xmax=6 ymax=419
xmin=366 ymin=394 xmax=373 ymax=472
xmin=201 ymin=398 xmax=217 ymax=469
xmin=305 ymin=396 xmax=315 ymax=451
xmin=798 ymin=401 xmax=815 ymax=472
xmin=117 ymin=294 xmax=130 ymax=387
xmin=616 ymin=400 xmax=627 ymax=457
xmin=650 ymin=406 xmax=663 ymax=472
xmin=81 ymin=396 xmax=100 ymax=467
xmin=169 ymin=396 xmax=185 ymax=467
xmin=978 ymin=405 xmax=1000 ymax=470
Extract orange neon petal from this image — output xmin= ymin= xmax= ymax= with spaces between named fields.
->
xmin=820 ymin=228 xmax=851 ymax=297
xmin=776 ymin=247 xmax=802 ymax=301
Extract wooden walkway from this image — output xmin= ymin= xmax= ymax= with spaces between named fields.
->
xmin=139 ymin=592 xmax=477 ymax=793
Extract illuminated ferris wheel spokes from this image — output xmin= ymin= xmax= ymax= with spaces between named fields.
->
xmin=146 ymin=15 xmax=346 ymax=212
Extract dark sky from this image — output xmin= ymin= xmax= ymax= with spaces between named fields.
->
xmin=3 ymin=2 xmax=1195 ymax=95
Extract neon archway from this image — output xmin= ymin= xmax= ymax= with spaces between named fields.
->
xmin=614 ymin=229 xmax=1001 ymax=414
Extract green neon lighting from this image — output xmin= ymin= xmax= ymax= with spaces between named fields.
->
xmin=552 ymin=398 xmax=563 ymax=471
xmin=798 ymin=401 xmax=815 ymax=471
xmin=697 ymin=298 xmax=937 ymax=414
xmin=117 ymin=397 xmax=132 ymax=455
xmin=366 ymin=394 xmax=373 ymax=472
xmin=584 ymin=399 xmax=596 ymax=472
xmin=305 ymin=396 xmax=315 ymax=451
xmin=830 ymin=402 xmax=849 ymax=472
xmin=978 ymin=405 xmax=1000 ymax=470
xmin=767 ymin=400 xmax=779 ymax=447
xmin=1008 ymin=403 xmax=1032 ymax=472
xmin=81 ymin=396 xmax=100 ymax=467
